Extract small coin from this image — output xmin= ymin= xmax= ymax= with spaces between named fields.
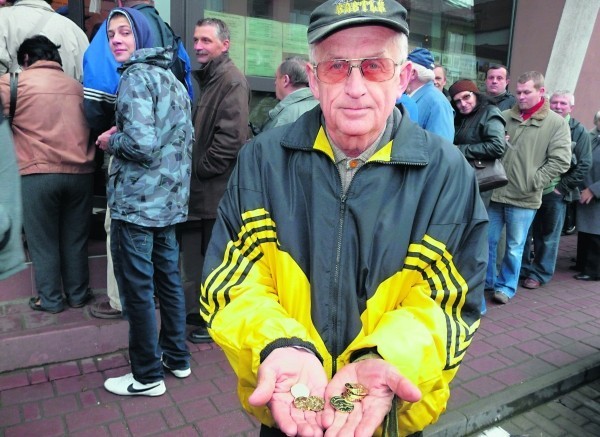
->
xmin=330 ymin=395 xmax=354 ymax=413
xmin=341 ymin=391 xmax=365 ymax=402
xmin=306 ymin=395 xmax=325 ymax=412
xmin=290 ymin=383 xmax=310 ymax=399
xmin=344 ymin=383 xmax=368 ymax=396
xmin=293 ymin=396 xmax=309 ymax=410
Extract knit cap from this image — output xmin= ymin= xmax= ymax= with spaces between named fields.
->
xmin=448 ymin=79 xmax=479 ymax=98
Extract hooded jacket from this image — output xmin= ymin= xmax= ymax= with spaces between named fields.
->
xmin=492 ymin=99 xmax=572 ymax=209
xmin=107 ymin=46 xmax=193 ymax=228
xmin=200 ymin=106 xmax=488 ymax=434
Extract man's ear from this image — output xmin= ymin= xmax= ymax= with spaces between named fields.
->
xmin=397 ymin=62 xmax=412 ymax=99
xmin=282 ymin=74 xmax=291 ymax=88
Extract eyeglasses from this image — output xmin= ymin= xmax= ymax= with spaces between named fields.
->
xmin=312 ymin=58 xmax=401 ymax=84
xmin=453 ymin=92 xmax=475 ymax=104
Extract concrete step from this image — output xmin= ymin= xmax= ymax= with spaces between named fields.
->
xmin=0 ymin=292 xmax=128 ymax=374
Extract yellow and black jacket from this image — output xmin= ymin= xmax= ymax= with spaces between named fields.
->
xmin=201 ymin=106 xmax=488 ymax=434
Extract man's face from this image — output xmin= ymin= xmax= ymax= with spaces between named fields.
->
xmin=107 ymin=15 xmax=136 ymax=64
xmin=516 ymin=80 xmax=544 ymax=111
xmin=433 ymin=66 xmax=446 ymax=91
xmin=486 ymin=67 xmax=509 ymax=96
xmin=549 ymin=95 xmax=573 ymax=118
xmin=308 ymin=26 xmax=409 ymax=151
xmin=193 ymin=24 xmax=229 ymax=65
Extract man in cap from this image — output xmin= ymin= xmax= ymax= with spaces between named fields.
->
xmin=406 ymin=47 xmax=455 ymax=141
xmin=200 ymin=1 xmax=487 ymax=435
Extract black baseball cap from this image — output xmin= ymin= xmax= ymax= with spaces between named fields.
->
xmin=307 ymin=0 xmax=409 ymax=44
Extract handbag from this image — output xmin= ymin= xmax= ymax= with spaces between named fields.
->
xmin=469 ymin=157 xmax=508 ymax=192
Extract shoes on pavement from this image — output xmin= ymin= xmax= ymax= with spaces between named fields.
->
xmin=161 ymin=358 xmax=191 ymax=378
xmin=522 ymin=278 xmax=541 ymax=289
xmin=573 ymin=273 xmax=600 ymax=281
xmin=68 ymin=289 xmax=95 ymax=308
xmin=186 ymin=312 xmax=204 ymax=326
xmin=104 ymin=373 xmax=165 ymax=396
xmin=492 ymin=291 xmax=510 ymax=305
xmin=90 ymin=301 xmax=122 ymax=319
xmin=187 ymin=326 xmax=212 ymax=344
xmin=28 ymin=296 xmax=64 ymax=314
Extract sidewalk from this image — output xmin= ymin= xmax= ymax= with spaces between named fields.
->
xmin=1 ymin=233 xmax=600 ymax=436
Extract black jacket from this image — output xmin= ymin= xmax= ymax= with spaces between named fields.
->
xmin=453 ymin=100 xmax=506 ymax=160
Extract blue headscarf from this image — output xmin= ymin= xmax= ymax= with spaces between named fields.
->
xmin=106 ymin=7 xmax=154 ymax=50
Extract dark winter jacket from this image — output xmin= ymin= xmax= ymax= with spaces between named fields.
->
xmin=453 ymin=98 xmax=506 ymax=160
xmin=556 ymin=116 xmax=592 ymax=201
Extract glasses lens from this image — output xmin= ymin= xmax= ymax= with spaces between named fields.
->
xmin=360 ymin=58 xmax=396 ymax=82
xmin=454 ymin=92 xmax=473 ymax=103
xmin=316 ymin=58 xmax=397 ymax=83
xmin=316 ymin=60 xmax=350 ymax=83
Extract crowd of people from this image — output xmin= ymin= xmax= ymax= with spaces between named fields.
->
xmin=0 ymin=0 xmax=599 ymax=435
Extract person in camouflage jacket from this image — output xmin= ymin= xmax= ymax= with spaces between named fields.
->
xmin=97 ymin=7 xmax=194 ymax=397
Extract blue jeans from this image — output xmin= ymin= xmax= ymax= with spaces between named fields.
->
xmin=485 ymin=202 xmax=536 ymax=309
xmin=521 ymin=191 xmax=566 ymax=284
xmin=111 ymin=220 xmax=189 ymax=383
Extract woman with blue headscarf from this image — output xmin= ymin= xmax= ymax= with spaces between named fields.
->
xmin=97 ymin=7 xmax=194 ymax=397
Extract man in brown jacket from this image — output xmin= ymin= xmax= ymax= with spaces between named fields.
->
xmin=183 ymin=17 xmax=250 ymax=343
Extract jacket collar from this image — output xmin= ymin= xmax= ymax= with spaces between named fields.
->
xmin=280 ymin=105 xmax=430 ymax=166
xmin=268 ymin=88 xmax=315 ymax=119
xmin=193 ymin=53 xmax=230 ymax=85
xmin=507 ymin=98 xmax=551 ymax=125
xmin=25 ymin=60 xmax=63 ymax=72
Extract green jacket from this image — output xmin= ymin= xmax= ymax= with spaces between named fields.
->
xmin=261 ymin=87 xmax=318 ymax=131
xmin=492 ymin=99 xmax=571 ymax=209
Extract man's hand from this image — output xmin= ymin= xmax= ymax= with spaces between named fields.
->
xmin=321 ymin=357 xmax=421 ymax=437
xmin=249 ymin=347 xmax=328 ymax=436
xmin=580 ymin=187 xmax=595 ymax=204
xmin=96 ymin=126 xmax=117 ymax=151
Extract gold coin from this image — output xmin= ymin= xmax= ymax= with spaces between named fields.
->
xmin=330 ymin=395 xmax=354 ymax=413
xmin=344 ymin=382 xmax=368 ymax=396
xmin=290 ymin=383 xmax=310 ymax=399
xmin=306 ymin=395 xmax=325 ymax=412
xmin=293 ymin=396 xmax=309 ymax=410
xmin=341 ymin=391 xmax=365 ymax=402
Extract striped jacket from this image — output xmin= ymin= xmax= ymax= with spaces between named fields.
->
xmin=201 ymin=106 xmax=488 ymax=434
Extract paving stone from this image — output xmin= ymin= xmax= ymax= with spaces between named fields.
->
xmin=29 ymin=367 xmax=47 ymax=385
xmin=53 ymin=372 xmax=105 ymax=396
xmin=0 ymin=382 xmax=54 ymax=405
xmin=5 ymin=416 xmax=65 ymax=437
xmin=0 ymin=405 xmax=21 ymax=427
xmin=161 ymin=405 xmax=187 ymax=428
xmin=194 ymin=410 xmax=258 ymax=437
xmin=42 ymin=394 xmax=79 ymax=417
xmin=48 ymin=361 xmax=81 ymax=381
xmin=127 ymin=411 xmax=169 ymax=436
xmin=178 ymin=398 xmax=219 ymax=423
xmin=0 ymin=371 xmax=29 ymax=391
xmin=65 ymin=404 xmax=122 ymax=433
xmin=168 ymin=378 xmax=221 ymax=404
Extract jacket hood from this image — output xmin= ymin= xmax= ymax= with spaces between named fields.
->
xmin=107 ymin=7 xmax=154 ymax=50
xmin=119 ymin=47 xmax=173 ymax=71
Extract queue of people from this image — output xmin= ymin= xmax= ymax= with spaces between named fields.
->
xmin=1 ymin=0 xmax=599 ymax=435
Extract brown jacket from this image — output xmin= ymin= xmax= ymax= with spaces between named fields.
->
xmin=190 ymin=53 xmax=250 ymax=220
xmin=0 ymin=61 xmax=93 ymax=176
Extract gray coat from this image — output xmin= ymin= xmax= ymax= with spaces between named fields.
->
xmin=261 ymin=87 xmax=318 ymax=131
xmin=576 ymin=128 xmax=600 ymax=235
xmin=0 ymin=110 xmax=25 ymax=279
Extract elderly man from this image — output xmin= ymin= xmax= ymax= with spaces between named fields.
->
xmin=520 ymin=91 xmax=591 ymax=289
xmin=433 ymin=63 xmax=450 ymax=99
xmin=487 ymin=72 xmax=571 ymax=306
xmin=405 ymin=48 xmax=454 ymax=141
xmin=261 ymin=56 xmax=318 ymax=131
xmin=200 ymin=1 xmax=488 ymax=435
xmin=485 ymin=64 xmax=516 ymax=111
xmin=0 ymin=0 xmax=89 ymax=81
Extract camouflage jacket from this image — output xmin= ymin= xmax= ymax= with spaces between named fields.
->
xmin=108 ymin=47 xmax=193 ymax=227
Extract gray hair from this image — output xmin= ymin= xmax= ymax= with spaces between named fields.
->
xmin=594 ymin=111 xmax=600 ymax=124
xmin=411 ymin=62 xmax=435 ymax=83
xmin=196 ymin=18 xmax=230 ymax=42
xmin=551 ymin=90 xmax=574 ymax=105
xmin=279 ymin=56 xmax=310 ymax=88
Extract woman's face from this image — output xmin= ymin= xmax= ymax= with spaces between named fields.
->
xmin=108 ymin=15 xmax=136 ymax=63
xmin=453 ymin=91 xmax=477 ymax=115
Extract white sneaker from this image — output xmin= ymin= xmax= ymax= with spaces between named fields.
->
xmin=104 ymin=373 xmax=166 ymax=396
xmin=162 ymin=359 xmax=191 ymax=378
